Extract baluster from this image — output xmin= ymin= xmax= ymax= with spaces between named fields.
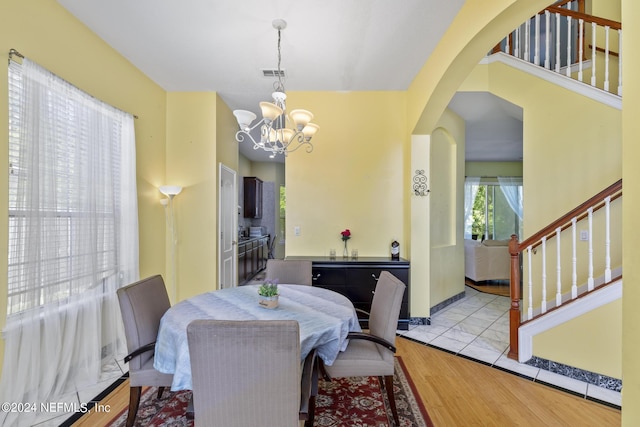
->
xmin=555 ymin=13 xmax=561 ymax=73
xmin=544 ymin=11 xmax=551 ymax=69
xmin=578 ymin=19 xmax=584 ymax=82
xmin=617 ymin=29 xmax=623 ymax=96
xmin=505 ymin=31 xmax=511 ymax=55
xmin=588 ymin=207 xmax=594 ymax=290
xmin=541 ymin=236 xmax=547 ymax=313
xmin=566 ymin=16 xmax=572 ymax=76
xmin=604 ymin=26 xmax=610 ymax=92
xmin=527 ymin=246 xmax=533 ymax=319
xmin=524 ymin=20 xmax=530 ymax=61
xmin=605 ymin=196 xmax=612 ymax=282
xmin=571 ymin=218 xmax=578 ymax=299
xmin=534 ymin=14 xmax=540 ymax=66
xmin=591 ymin=22 xmax=597 ymax=86
xmin=556 ymin=227 xmax=562 ymax=306
xmin=515 ymin=26 xmax=520 ymax=58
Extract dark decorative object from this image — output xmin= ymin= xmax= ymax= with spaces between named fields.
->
xmin=413 ymin=170 xmax=430 ymax=196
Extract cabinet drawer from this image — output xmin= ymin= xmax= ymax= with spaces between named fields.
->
xmin=312 ymin=267 xmax=346 ymax=293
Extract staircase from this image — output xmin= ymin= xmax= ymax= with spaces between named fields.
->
xmin=507 ymin=180 xmax=622 ymax=362
xmin=493 ymin=0 xmax=622 ymax=97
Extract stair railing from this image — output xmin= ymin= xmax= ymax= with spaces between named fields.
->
xmin=493 ymin=0 xmax=622 ymax=96
xmin=507 ymin=179 xmax=622 ymax=360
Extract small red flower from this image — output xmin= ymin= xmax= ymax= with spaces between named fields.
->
xmin=340 ymin=229 xmax=351 ymax=241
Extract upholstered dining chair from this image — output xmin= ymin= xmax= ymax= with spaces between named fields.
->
xmin=187 ymin=319 xmax=316 ymax=427
xmin=117 ymin=275 xmax=174 ymax=427
xmin=266 ymin=259 xmax=313 ymax=285
xmin=323 ymin=271 xmax=406 ymax=426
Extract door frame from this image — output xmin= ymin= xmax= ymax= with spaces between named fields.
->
xmin=218 ymin=163 xmax=238 ymax=288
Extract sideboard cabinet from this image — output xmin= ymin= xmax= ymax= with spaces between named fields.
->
xmin=287 ymin=256 xmax=410 ymax=330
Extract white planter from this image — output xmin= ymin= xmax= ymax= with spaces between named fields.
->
xmin=258 ymin=294 xmax=279 ymax=309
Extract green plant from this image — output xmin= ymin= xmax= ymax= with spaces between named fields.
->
xmin=258 ymin=280 xmax=279 ymax=297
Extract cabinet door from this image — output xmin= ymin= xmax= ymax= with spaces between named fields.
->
xmin=243 ymin=177 xmax=263 ymax=218
xmin=346 ymin=267 xmax=410 ymax=329
xmin=312 ymin=267 xmax=347 ymax=296
xmin=237 ymin=243 xmax=247 ymax=284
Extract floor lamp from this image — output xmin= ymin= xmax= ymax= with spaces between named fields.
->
xmin=160 ymin=185 xmax=182 ymax=302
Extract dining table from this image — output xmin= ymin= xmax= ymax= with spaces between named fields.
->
xmin=153 ymin=284 xmax=362 ymax=391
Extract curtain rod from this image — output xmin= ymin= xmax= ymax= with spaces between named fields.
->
xmin=8 ymin=48 xmax=138 ymax=119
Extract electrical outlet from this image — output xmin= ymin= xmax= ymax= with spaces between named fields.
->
xmin=294 ymin=226 xmax=301 ymax=236
xmin=580 ymin=230 xmax=589 ymax=241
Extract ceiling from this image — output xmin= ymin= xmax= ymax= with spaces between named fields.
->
xmin=57 ymin=0 xmax=522 ymax=163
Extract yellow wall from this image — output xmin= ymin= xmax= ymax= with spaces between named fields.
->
xmin=284 ymin=91 xmax=406 ymax=258
xmin=166 ymin=92 xmax=221 ymax=300
xmin=533 ymin=298 xmax=622 ymax=379
xmin=0 ymin=0 xmax=167 ymax=369
xmin=460 ymin=61 xmax=621 ymax=236
xmin=216 ymin=95 xmax=239 ymax=171
xmin=429 ymin=110 xmax=466 ymax=305
xmin=622 ymin=0 xmax=640 ymax=422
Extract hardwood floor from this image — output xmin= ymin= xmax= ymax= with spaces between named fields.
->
xmin=397 ymin=338 xmax=620 ymax=426
xmin=464 ymin=278 xmax=510 ymax=297
xmin=71 ymin=337 xmax=620 ymax=426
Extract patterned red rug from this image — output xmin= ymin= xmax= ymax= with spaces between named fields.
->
xmin=107 ymin=357 xmax=433 ymax=426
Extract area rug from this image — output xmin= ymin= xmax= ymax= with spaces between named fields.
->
xmin=107 ymin=357 xmax=433 ymax=426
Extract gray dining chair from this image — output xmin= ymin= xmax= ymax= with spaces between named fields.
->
xmin=323 ymin=271 xmax=406 ymax=426
xmin=187 ymin=319 xmax=316 ymax=427
xmin=266 ymin=259 xmax=313 ymax=285
xmin=117 ymin=275 xmax=174 ymax=427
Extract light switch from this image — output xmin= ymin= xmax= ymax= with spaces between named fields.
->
xmin=294 ymin=226 xmax=301 ymax=236
xmin=580 ymin=230 xmax=589 ymax=241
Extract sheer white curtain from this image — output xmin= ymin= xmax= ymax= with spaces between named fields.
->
xmin=497 ymin=176 xmax=524 ymax=220
xmin=1 ymin=58 xmax=138 ymax=426
xmin=464 ymin=177 xmax=481 ymax=239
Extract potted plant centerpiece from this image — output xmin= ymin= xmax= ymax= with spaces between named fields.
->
xmin=257 ymin=279 xmax=279 ymax=309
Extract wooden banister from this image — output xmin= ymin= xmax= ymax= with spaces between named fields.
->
xmin=517 ymin=179 xmax=621 ymax=252
xmin=545 ymin=6 xmax=622 ymax=30
xmin=507 ymin=179 xmax=622 ymax=361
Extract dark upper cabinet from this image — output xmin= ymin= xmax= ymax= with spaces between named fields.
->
xmin=243 ymin=177 xmax=263 ymax=218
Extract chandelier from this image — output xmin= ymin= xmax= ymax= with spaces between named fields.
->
xmin=233 ymin=19 xmax=319 ymax=158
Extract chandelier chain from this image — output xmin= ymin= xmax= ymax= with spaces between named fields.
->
xmin=274 ymin=27 xmax=285 ymax=93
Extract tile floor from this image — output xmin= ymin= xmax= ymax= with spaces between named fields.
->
xmin=398 ymin=285 xmax=622 ymax=408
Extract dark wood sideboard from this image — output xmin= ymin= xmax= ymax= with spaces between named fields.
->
xmin=286 ymin=256 xmax=410 ymax=330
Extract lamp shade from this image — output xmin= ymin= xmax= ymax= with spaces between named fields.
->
xmin=159 ymin=186 xmax=183 ymax=197
xmin=289 ymin=109 xmax=314 ymax=130
xmin=281 ymin=128 xmax=295 ymax=144
xmin=259 ymin=102 xmax=283 ymax=122
xmin=233 ymin=110 xmax=257 ymax=131
xmin=302 ymin=123 xmax=320 ymax=139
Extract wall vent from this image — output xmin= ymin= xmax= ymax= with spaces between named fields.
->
xmin=262 ymin=69 xmax=286 ymax=78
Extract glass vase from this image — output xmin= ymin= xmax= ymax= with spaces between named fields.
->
xmin=343 ymin=240 xmax=349 ymax=258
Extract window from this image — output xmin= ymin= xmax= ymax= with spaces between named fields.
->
xmin=7 ymin=60 xmax=135 ymax=315
xmin=466 ymin=178 xmax=523 ymax=240
xmin=1 ymin=56 xmax=138 ymax=419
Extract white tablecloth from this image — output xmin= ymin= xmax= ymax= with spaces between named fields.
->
xmin=154 ymin=284 xmax=361 ymax=391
